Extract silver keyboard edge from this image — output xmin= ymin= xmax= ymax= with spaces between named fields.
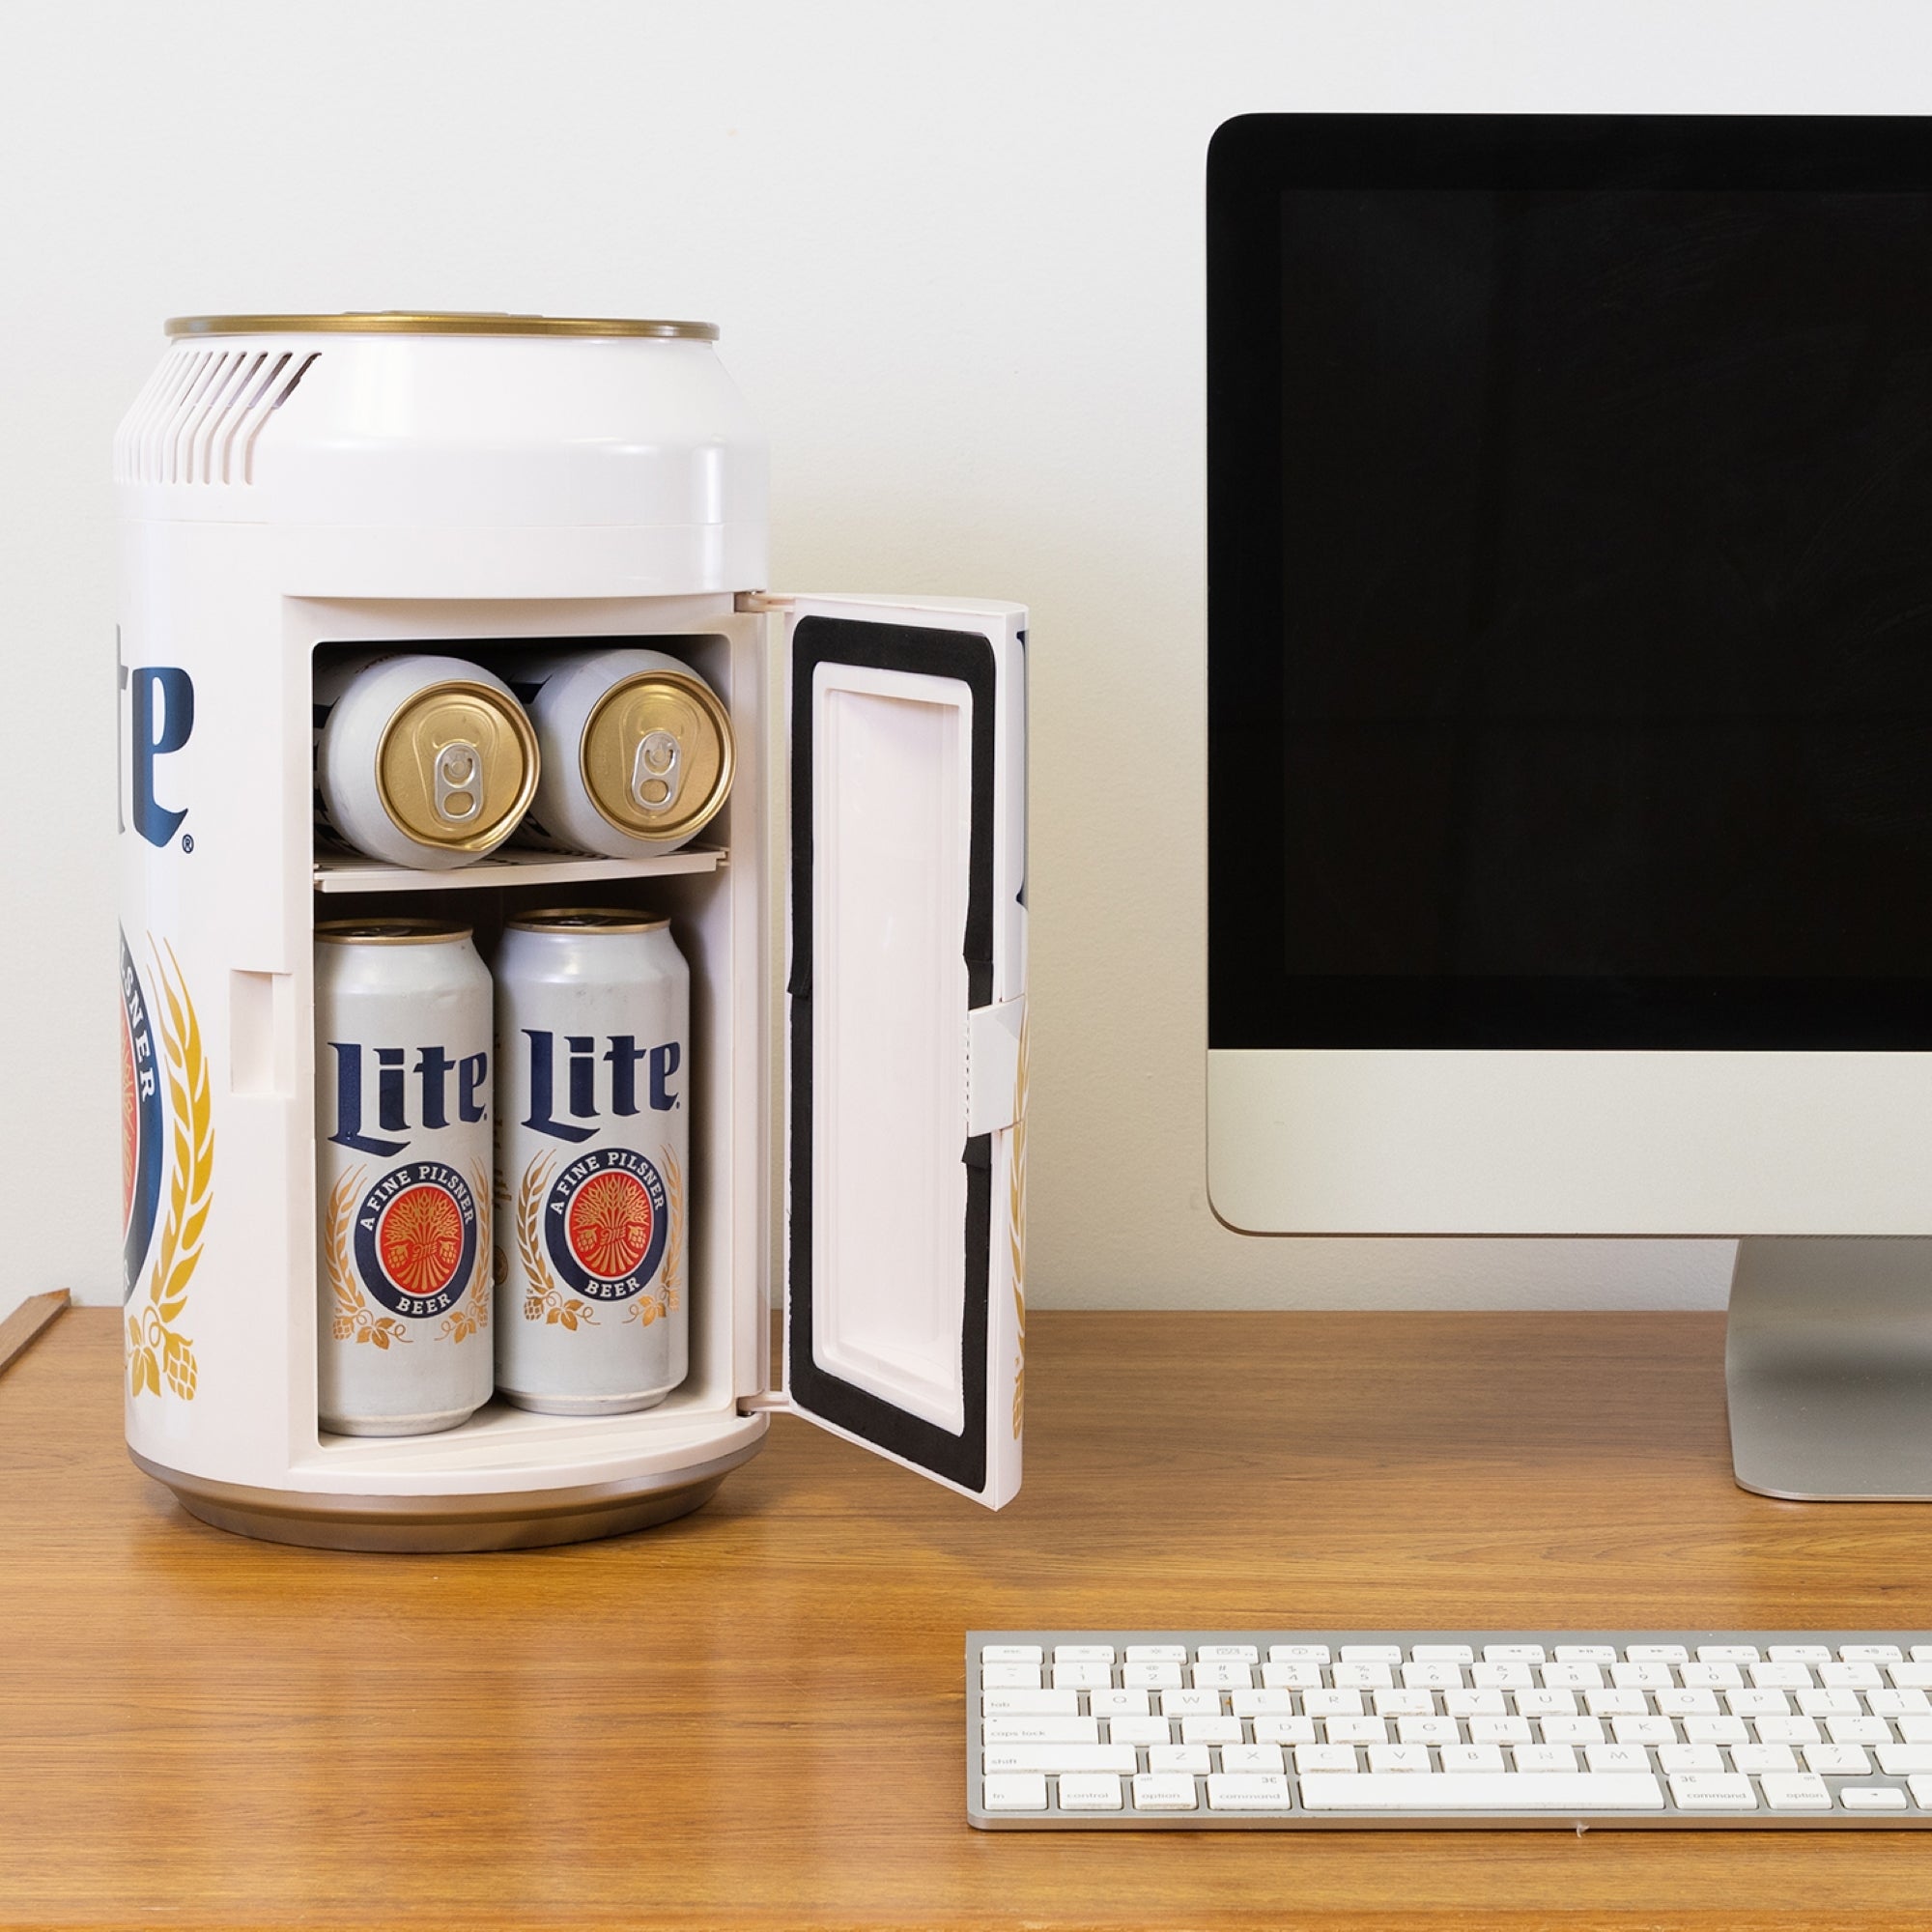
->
xmin=966 ymin=1631 xmax=1932 ymax=1832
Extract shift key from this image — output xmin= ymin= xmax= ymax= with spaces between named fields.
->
xmin=983 ymin=1745 xmax=1138 ymax=1776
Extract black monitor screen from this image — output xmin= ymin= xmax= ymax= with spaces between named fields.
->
xmin=1208 ymin=116 xmax=1932 ymax=1048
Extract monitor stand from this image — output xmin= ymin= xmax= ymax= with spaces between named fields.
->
xmin=1727 ymin=1237 xmax=1932 ymax=1500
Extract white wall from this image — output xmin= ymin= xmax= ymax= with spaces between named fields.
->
xmin=5 ymin=0 xmax=1919 ymax=1321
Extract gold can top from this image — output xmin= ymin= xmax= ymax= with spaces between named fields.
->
xmin=165 ymin=311 xmax=719 ymax=342
xmin=582 ymin=668 xmax=735 ymax=844
xmin=376 ymin=680 xmax=541 ymax=853
xmin=507 ymin=907 xmax=670 ymax=935
xmin=316 ymin=918 xmax=474 ymax=946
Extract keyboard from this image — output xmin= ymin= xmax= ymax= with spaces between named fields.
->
xmin=967 ymin=1631 xmax=1932 ymax=1829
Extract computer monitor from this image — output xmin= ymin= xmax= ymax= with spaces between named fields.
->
xmin=1206 ymin=113 xmax=1932 ymax=1499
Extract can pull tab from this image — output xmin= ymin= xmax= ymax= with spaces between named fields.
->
xmin=632 ymin=728 xmax=683 ymax=815
xmin=434 ymin=740 xmax=483 ymax=824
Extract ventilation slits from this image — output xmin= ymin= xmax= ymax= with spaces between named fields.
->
xmin=113 ymin=345 xmax=322 ymax=486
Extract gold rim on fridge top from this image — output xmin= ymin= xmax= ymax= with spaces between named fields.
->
xmin=164 ymin=312 xmax=720 ymax=341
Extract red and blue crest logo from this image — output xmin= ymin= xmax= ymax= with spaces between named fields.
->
xmin=543 ymin=1149 xmax=668 ymax=1301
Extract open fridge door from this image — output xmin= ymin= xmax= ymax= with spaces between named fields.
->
xmin=778 ymin=594 xmax=1027 ymax=1507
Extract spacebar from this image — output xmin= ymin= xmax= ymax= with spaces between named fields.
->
xmin=1300 ymin=1773 xmax=1664 ymax=1812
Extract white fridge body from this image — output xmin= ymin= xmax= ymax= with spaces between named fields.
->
xmin=113 ymin=317 xmax=1025 ymax=1549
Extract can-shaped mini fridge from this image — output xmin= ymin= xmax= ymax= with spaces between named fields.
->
xmin=114 ymin=313 xmax=1028 ymax=1550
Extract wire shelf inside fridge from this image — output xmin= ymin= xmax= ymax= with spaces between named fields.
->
xmin=313 ymin=844 xmax=726 ymax=893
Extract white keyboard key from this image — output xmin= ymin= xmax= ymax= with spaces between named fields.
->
xmin=1724 ymin=1689 xmax=1790 ymax=1717
xmin=1539 ymin=1716 xmax=1605 ymax=1747
xmin=1843 ymin=1784 xmax=1908 ymax=1811
xmin=1089 ymin=1688 xmax=1151 ymax=1718
xmin=1540 ymin=1662 xmax=1604 ymax=1690
xmin=1323 ymin=1716 xmax=1389 ymax=1746
xmin=1269 ymin=1644 xmax=1329 ymax=1664
xmin=1471 ymin=1662 xmax=1535 ymax=1690
xmin=1514 ymin=1745 xmax=1578 ymax=1774
xmin=1402 ymin=1661 xmax=1463 ymax=1690
xmin=1052 ymin=1662 xmax=1113 ymax=1690
xmin=982 ymin=1689 xmax=1080 ymax=1716
xmin=1445 ymin=1690 xmax=1508 ymax=1718
xmin=1680 ymin=1662 xmax=1743 ymax=1690
xmin=1303 ymin=1689 xmax=1365 ymax=1718
xmin=1628 ymin=1645 xmax=1689 ymax=1664
xmin=1585 ymin=1690 xmax=1651 ymax=1719
xmin=1769 ymin=1646 xmax=1833 ymax=1664
xmin=1668 ymin=1772 xmax=1756 ymax=1811
xmin=1730 ymin=1744 xmax=1798 ymax=1774
xmin=981 ymin=1773 xmax=1047 ymax=1811
xmin=1915 ymin=1647 xmax=1932 ymax=1664
xmin=1484 ymin=1643 xmax=1546 ymax=1664
xmin=1683 ymin=1717 xmax=1747 ymax=1745
xmin=1208 ymin=1773 xmax=1293 ymax=1811
xmin=1107 ymin=1715 xmax=1174 ymax=1747
xmin=1751 ymin=1716 xmax=1820 ymax=1746
xmin=1332 ymin=1662 xmax=1393 ymax=1690
xmin=1798 ymin=1689 xmax=1863 ymax=1718
xmin=1889 ymin=1663 xmax=1932 ymax=1689
xmin=1611 ymin=1662 xmax=1675 ymax=1691
xmin=1760 ymin=1773 xmax=1831 ymax=1811
xmin=1368 ymin=1744 xmax=1434 ymax=1775
xmin=1611 ymin=1715 xmax=1679 ymax=1747
xmin=1293 ymin=1744 xmax=1358 ymax=1775
xmin=1180 ymin=1716 xmax=1242 ymax=1747
xmin=1516 ymin=1689 xmax=1578 ymax=1717
xmin=980 ymin=1662 xmax=1043 ymax=1689
xmin=1302 ymin=1772 xmax=1662 ymax=1812
xmin=1191 ymin=1662 xmax=1253 ymax=1690
xmin=1913 ymin=1776 xmax=1932 ymax=1810
xmin=1657 ymin=1744 xmax=1725 ymax=1775
xmin=983 ymin=1718 xmax=1100 ymax=1745
xmin=1131 ymin=1773 xmax=1197 ymax=1811
xmin=1055 ymin=1645 xmax=1117 ymax=1664
xmin=1875 ymin=1746 xmax=1932 ymax=1776
xmin=1161 ymin=1689 xmax=1223 ymax=1719
xmin=1468 ymin=1716 xmax=1533 ymax=1746
xmin=1748 ymin=1662 xmax=1813 ymax=1690
xmin=1231 ymin=1689 xmax=1296 ymax=1718
xmin=984 ymin=1746 xmax=1137 ymax=1776
xmin=1698 ymin=1645 xmax=1761 ymax=1663
xmin=1842 ymin=1645 xmax=1904 ymax=1663
xmin=1654 ymin=1689 xmax=1719 ymax=1718
xmin=1198 ymin=1645 xmax=1259 ymax=1663
xmin=1828 ymin=1716 xmax=1895 ymax=1747
xmin=1803 ymin=1743 xmax=1870 ymax=1776
xmin=1220 ymin=1744 xmax=1285 ymax=1775
xmin=981 ymin=1645 xmax=1042 ymax=1665
xmin=1341 ymin=1645 xmax=1403 ymax=1664
xmin=1262 ymin=1661 xmax=1324 ymax=1690
xmin=1439 ymin=1744 xmax=1506 ymax=1774
xmin=1585 ymin=1743 xmax=1654 ymax=1775
xmin=1865 ymin=1689 xmax=1931 ymax=1717
xmin=1895 ymin=1717 xmax=1932 ymax=1744
xmin=1413 ymin=1645 xmax=1475 ymax=1664
xmin=1123 ymin=1661 xmax=1182 ymax=1690
xmin=1124 ymin=1644 xmax=1187 ymax=1663
xmin=1253 ymin=1715 xmax=1318 ymax=1747
xmin=1374 ymin=1689 xmax=1435 ymax=1718
xmin=1055 ymin=1773 xmax=1122 ymax=1811
xmin=1148 ymin=1743 xmax=1209 ymax=1776
xmin=1553 ymin=1646 xmax=1618 ymax=1664
xmin=1821 ymin=1661 xmax=1883 ymax=1688
xmin=1397 ymin=1716 xmax=1462 ymax=1747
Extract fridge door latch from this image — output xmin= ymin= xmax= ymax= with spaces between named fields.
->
xmin=965 ymin=997 xmax=1026 ymax=1137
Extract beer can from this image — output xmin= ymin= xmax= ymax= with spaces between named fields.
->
xmin=504 ymin=647 xmax=733 ymax=859
xmin=315 ymin=651 xmax=540 ymax=869
xmin=316 ymin=918 xmax=495 ymax=1435
xmin=495 ymin=907 xmax=690 ymax=1413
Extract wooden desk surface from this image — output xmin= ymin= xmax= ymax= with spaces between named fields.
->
xmin=6 ymin=1307 xmax=1932 ymax=1930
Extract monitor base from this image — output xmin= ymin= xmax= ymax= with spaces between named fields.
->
xmin=1727 ymin=1237 xmax=1932 ymax=1500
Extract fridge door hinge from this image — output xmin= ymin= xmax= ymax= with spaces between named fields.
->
xmin=738 ymin=1390 xmax=791 ymax=1413
xmin=734 ymin=590 xmax=796 ymax=613
xmin=965 ymin=996 xmax=1027 ymax=1136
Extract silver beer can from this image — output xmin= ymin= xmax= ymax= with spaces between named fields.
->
xmin=494 ymin=907 xmax=690 ymax=1413
xmin=315 ymin=918 xmax=495 ymax=1435
xmin=315 ymin=651 xmax=540 ymax=869
xmin=503 ymin=647 xmax=733 ymax=859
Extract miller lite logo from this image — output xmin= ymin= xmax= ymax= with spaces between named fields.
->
xmin=349 ymin=1162 xmax=479 ymax=1320
xmin=520 ymin=1027 xmax=680 ymax=1144
xmin=541 ymin=1149 xmax=668 ymax=1302
xmin=117 ymin=637 xmax=195 ymax=849
xmin=119 ymin=926 xmax=212 ymax=1401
